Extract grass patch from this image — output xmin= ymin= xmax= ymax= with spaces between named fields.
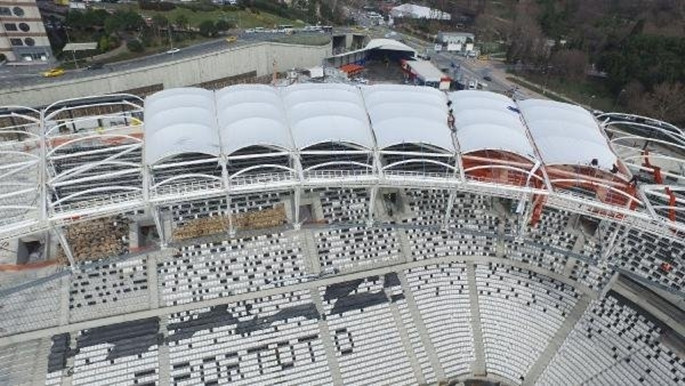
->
xmin=508 ymin=73 xmax=616 ymax=111
xmin=103 ymin=3 xmax=305 ymax=29
xmin=506 ymin=76 xmax=568 ymax=102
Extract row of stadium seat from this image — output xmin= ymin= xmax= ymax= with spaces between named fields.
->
xmin=538 ymin=294 xmax=685 ymax=385
xmin=315 ymin=226 xmax=403 ymax=274
xmin=26 ymin=261 xmax=681 ymax=385
xmin=158 ymin=232 xmax=307 ymax=307
xmin=476 ymin=262 xmax=580 ymax=382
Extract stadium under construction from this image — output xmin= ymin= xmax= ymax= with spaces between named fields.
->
xmin=0 ymin=83 xmax=683 ymax=385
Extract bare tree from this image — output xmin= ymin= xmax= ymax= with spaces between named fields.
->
xmin=506 ymin=1 xmax=550 ymax=66
xmin=647 ymin=82 xmax=685 ymax=123
xmin=627 ymin=81 xmax=685 ymax=125
xmin=550 ymin=49 xmax=588 ymax=80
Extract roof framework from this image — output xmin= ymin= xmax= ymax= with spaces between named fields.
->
xmin=519 ymin=99 xmax=638 ymax=208
xmin=600 ymin=112 xmax=685 ymax=224
xmin=363 ymin=85 xmax=458 ymax=181
xmin=1 ymin=87 xmax=684 ymax=246
xmin=43 ymin=95 xmax=145 ymax=217
xmin=449 ymin=91 xmax=546 ymax=189
xmin=0 ymin=106 xmax=42 ymax=233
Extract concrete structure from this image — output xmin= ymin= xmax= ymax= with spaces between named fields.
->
xmin=0 ymin=0 xmax=52 ymax=63
xmin=0 ymin=41 xmax=331 ymax=106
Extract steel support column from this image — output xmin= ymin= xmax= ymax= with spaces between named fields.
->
xmin=220 ymin=161 xmax=235 ymax=237
xmin=443 ymin=190 xmax=457 ymax=230
xmin=52 ymin=226 xmax=76 ymax=270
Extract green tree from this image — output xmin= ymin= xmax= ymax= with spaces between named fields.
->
xmin=65 ymin=10 xmax=84 ymax=29
xmin=199 ymin=20 xmax=218 ymax=37
xmin=151 ymin=14 xmax=169 ymax=41
xmin=215 ymin=19 xmax=232 ymax=32
xmin=127 ymin=39 xmax=144 ymax=52
xmin=175 ymin=14 xmax=189 ymax=30
xmin=152 ymin=14 xmax=169 ymax=29
xmin=98 ymin=35 xmax=110 ymax=52
xmin=104 ymin=10 xmax=145 ymax=35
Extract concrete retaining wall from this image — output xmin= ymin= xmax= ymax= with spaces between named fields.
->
xmin=0 ymin=41 xmax=331 ymax=107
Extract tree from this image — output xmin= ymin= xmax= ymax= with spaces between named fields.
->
xmin=199 ymin=20 xmax=218 ymax=37
xmin=506 ymin=4 xmax=549 ymax=66
xmin=175 ymin=14 xmax=189 ymax=30
xmin=645 ymin=82 xmax=685 ymax=123
xmin=105 ymin=11 xmax=144 ymax=35
xmin=215 ymin=19 xmax=232 ymax=32
xmin=127 ymin=39 xmax=144 ymax=52
xmin=151 ymin=14 xmax=169 ymax=41
xmin=98 ymin=35 xmax=110 ymax=52
xmin=152 ymin=14 xmax=169 ymax=30
xmin=550 ymin=49 xmax=588 ymax=80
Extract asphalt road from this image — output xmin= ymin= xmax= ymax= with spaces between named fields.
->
xmin=1 ymin=24 xmax=534 ymax=100
xmin=0 ymin=31 xmax=328 ymax=88
xmin=0 ymin=36 xmax=251 ymax=88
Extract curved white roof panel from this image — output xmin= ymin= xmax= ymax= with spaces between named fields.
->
xmin=449 ymin=90 xmax=538 ymax=161
xmin=365 ymin=39 xmax=417 ymax=55
xmin=363 ymin=85 xmax=454 ymax=152
xmin=280 ymin=83 xmax=374 ymax=150
xmin=518 ymin=99 xmax=618 ymax=170
xmin=144 ymin=88 xmax=220 ymax=165
xmin=216 ymin=85 xmax=293 ymax=155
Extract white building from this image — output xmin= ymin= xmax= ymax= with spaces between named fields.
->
xmin=438 ymin=31 xmax=475 ymax=45
xmin=389 ymin=3 xmax=451 ymax=21
xmin=0 ymin=0 xmax=52 ymax=63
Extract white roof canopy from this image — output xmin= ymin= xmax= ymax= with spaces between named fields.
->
xmin=280 ymin=83 xmax=374 ymax=150
xmin=449 ymin=90 xmax=538 ymax=161
xmin=216 ymin=85 xmax=293 ymax=155
xmin=364 ymin=39 xmax=417 ymax=56
xmin=363 ymin=85 xmax=454 ymax=152
xmin=144 ymin=88 xmax=219 ymax=165
xmin=518 ymin=99 xmax=618 ymax=170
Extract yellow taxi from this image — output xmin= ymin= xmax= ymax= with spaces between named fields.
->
xmin=42 ymin=68 xmax=65 ymax=78
xmin=226 ymin=36 xmax=238 ymax=43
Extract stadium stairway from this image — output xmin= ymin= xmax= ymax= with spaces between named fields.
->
xmin=0 ymin=220 xmax=682 ymax=385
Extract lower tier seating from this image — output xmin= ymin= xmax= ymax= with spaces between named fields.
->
xmin=476 ymin=262 xmax=580 ymax=383
xmin=538 ymin=294 xmax=685 ymax=385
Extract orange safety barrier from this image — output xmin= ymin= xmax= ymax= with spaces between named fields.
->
xmin=642 ymin=149 xmax=663 ymax=184
xmin=665 ymin=187 xmax=677 ymax=222
xmin=530 ymin=194 xmax=546 ymax=226
xmin=0 ymin=259 xmax=60 ymax=271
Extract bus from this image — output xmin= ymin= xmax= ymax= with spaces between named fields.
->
xmin=278 ymin=25 xmax=294 ymax=34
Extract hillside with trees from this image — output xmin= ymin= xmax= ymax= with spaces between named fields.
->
xmin=501 ymin=0 xmax=685 ymax=124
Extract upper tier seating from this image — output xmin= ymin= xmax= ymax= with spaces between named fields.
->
xmin=158 ymin=232 xmax=307 ymax=306
xmin=315 ymin=226 xmax=402 ymax=273
xmin=406 ymin=228 xmax=496 ymax=260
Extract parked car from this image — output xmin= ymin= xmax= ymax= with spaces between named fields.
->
xmin=166 ymin=47 xmax=180 ymax=55
xmin=483 ymin=75 xmax=492 ymax=82
xmin=225 ymin=36 xmax=238 ymax=43
xmin=42 ymin=68 xmax=65 ymax=77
